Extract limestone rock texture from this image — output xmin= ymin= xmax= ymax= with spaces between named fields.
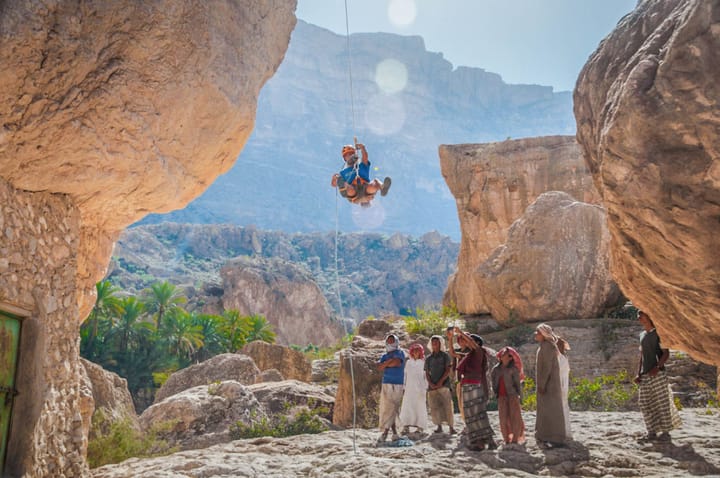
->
xmin=574 ymin=0 xmax=720 ymax=365
xmin=476 ymin=191 xmax=623 ymax=323
xmin=333 ymin=335 xmax=386 ymax=428
xmin=440 ymin=136 xmax=600 ymax=314
xmin=140 ymin=380 xmax=263 ymax=451
xmin=221 ymin=256 xmax=344 ymax=347
xmin=0 ymin=0 xmax=296 ymax=317
xmin=80 ymin=358 xmax=138 ymax=422
xmin=154 ymin=353 xmax=260 ymax=405
xmin=80 ymin=358 xmax=140 ymax=446
xmin=248 ymin=380 xmax=335 ymax=421
xmin=241 ymin=341 xmax=312 ymax=383
xmin=0 ymin=1 xmax=295 ymax=474
xmin=92 ymin=412 xmax=720 ymax=478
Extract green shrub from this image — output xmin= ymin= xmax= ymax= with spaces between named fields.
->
xmin=87 ymin=411 xmax=177 ymax=468
xmin=229 ymin=407 xmax=328 ymax=440
xmin=568 ymin=370 xmax=637 ymax=411
xmin=521 ymin=377 xmax=537 ymax=411
xmin=403 ymin=305 xmax=458 ymax=337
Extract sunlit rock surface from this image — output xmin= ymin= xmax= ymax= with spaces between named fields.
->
xmin=440 ymin=136 xmax=600 ymax=314
xmin=0 ymin=1 xmax=294 ymax=474
xmin=574 ymin=0 xmax=720 ymax=365
xmin=476 ymin=191 xmax=622 ymax=323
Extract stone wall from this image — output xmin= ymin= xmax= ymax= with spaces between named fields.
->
xmin=0 ymin=178 xmax=87 ymax=477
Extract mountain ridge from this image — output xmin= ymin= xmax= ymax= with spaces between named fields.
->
xmin=139 ymin=20 xmax=575 ymax=239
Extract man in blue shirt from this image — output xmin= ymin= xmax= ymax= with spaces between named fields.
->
xmin=377 ymin=334 xmax=405 ymax=442
xmin=331 ymin=142 xmax=391 ymax=206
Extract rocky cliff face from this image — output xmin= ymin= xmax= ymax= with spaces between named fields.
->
xmin=574 ymin=0 xmax=720 ymax=366
xmin=440 ymin=136 xmax=601 ymax=314
xmin=0 ymin=1 xmax=295 ymax=475
xmin=108 ymin=224 xmax=459 ymax=326
xmin=140 ymin=20 xmax=576 ymax=238
xmin=221 ymin=257 xmax=343 ymax=347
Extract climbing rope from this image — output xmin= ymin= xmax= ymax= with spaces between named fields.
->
xmin=336 ymin=0 xmax=357 ymax=454
xmin=344 ymin=0 xmax=357 ymax=139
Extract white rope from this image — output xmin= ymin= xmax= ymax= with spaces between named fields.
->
xmin=335 ymin=185 xmax=357 ymax=454
xmin=344 ymin=0 xmax=357 ymax=138
xmin=342 ymin=0 xmax=358 ymax=454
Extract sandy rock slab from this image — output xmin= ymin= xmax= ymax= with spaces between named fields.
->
xmin=93 ymin=410 xmax=720 ymax=477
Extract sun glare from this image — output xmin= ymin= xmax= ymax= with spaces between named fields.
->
xmin=351 ymin=200 xmax=386 ymax=230
xmin=375 ymin=58 xmax=408 ymax=94
xmin=387 ymin=0 xmax=417 ymax=27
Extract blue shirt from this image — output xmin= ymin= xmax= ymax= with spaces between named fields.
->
xmin=339 ymin=160 xmax=371 ymax=184
xmin=379 ymin=349 xmax=405 ymax=384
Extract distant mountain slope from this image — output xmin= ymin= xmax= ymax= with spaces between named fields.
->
xmin=108 ymin=223 xmax=459 ymax=323
xmin=139 ymin=21 xmax=575 ymax=239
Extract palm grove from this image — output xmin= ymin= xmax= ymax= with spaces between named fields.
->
xmin=80 ymin=280 xmax=276 ymax=408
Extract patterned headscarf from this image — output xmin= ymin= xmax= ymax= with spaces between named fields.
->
xmin=428 ymin=335 xmax=445 ymax=352
xmin=385 ymin=334 xmax=399 ymax=352
xmin=496 ymin=346 xmax=525 ymax=381
xmin=409 ymin=343 xmax=425 ymax=359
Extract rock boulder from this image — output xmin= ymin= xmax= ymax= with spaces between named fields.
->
xmin=476 ymin=191 xmax=623 ymax=323
xmin=574 ymin=0 xmax=720 ymax=365
xmin=333 ymin=336 xmax=386 ymax=428
xmin=154 ymin=353 xmax=260 ymax=404
xmin=222 ymin=256 xmax=343 ymax=346
xmin=140 ymin=381 xmax=262 ymax=451
xmin=242 ymin=341 xmax=312 ymax=383
xmin=440 ymin=136 xmax=600 ymax=314
xmin=249 ymin=380 xmax=335 ymax=421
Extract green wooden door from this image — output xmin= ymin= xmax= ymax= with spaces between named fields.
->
xmin=0 ymin=312 xmax=21 ymax=473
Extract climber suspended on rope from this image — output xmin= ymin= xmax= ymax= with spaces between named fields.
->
xmin=331 ymin=141 xmax=391 ymax=206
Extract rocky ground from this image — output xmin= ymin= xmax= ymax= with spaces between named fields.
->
xmin=93 ymin=409 xmax=720 ymax=477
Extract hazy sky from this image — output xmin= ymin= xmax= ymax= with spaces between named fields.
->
xmin=296 ymin=0 xmax=637 ymax=92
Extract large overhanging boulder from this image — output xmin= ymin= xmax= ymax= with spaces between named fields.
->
xmin=0 ymin=0 xmax=297 ymax=315
xmin=0 ymin=2 xmax=296 ymax=475
xmin=574 ymin=0 xmax=720 ymax=365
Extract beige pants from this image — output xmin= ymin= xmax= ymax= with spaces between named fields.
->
xmin=427 ymin=387 xmax=454 ymax=427
xmin=378 ymin=383 xmax=404 ymax=430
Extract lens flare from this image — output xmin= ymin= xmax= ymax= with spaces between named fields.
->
xmin=388 ymin=0 xmax=417 ymax=27
xmin=375 ymin=58 xmax=408 ymax=94
xmin=351 ymin=200 xmax=386 ymax=230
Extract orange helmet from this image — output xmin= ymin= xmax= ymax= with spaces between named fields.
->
xmin=341 ymin=145 xmax=356 ymax=157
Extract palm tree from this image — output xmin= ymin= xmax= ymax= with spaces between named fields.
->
xmin=161 ymin=308 xmax=204 ymax=365
xmin=191 ymin=313 xmax=225 ymax=362
xmin=143 ymin=281 xmax=187 ymax=334
xmin=104 ymin=297 xmax=155 ymax=378
xmin=81 ymin=280 xmax=122 ymax=360
xmin=244 ymin=314 xmax=277 ymax=343
xmin=220 ymin=309 xmax=250 ymax=352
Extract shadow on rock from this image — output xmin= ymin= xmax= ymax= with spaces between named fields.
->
xmin=654 ymin=441 xmax=720 ymax=476
xmin=538 ymin=440 xmax=591 ymax=476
